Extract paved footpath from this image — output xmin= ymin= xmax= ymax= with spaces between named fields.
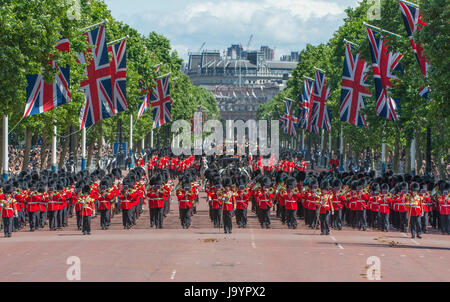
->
xmin=0 ymin=188 xmax=449 ymax=282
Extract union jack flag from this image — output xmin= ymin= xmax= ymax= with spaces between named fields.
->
xmin=309 ymin=70 xmax=331 ymax=133
xmin=282 ymin=99 xmax=298 ymax=136
xmin=339 ymin=43 xmax=372 ymax=128
xmin=398 ymin=0 xmax=430 ymax=98
xmin=367 ymin=27 xmax=403 ymax=122
xmin=78 ymin=25 xmax=114 ymax=129
xmin=137 ymin=91 xmax=150 ymax=119
xmin=24 ymin=38 xmax=72 ymax=117
xmin=301 ymin=78 xmax=315 ymax=130
xmin=150 ymin=75 xmax=173 ymax=129
xmin=108 ymin=40 xmax=128 ymax=115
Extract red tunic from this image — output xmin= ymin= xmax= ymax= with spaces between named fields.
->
xmin=235 ymin=190 xmax=250 ymax=210
xmin=176 ymin=189 xmax=195 ymax=209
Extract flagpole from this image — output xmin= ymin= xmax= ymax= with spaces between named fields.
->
xmin=303 ymin=76 xmax=314 ymax=81
xmin=3 ymin=115 xmax=8 ymax=181
xmin=399 ymin=0 xmax=420 ymax=8
xmin=363 ymin=22 xmax=402 ymax=38
xmin=321 ymin=129 xmax=325 ymax=167
xmin=150 ymin=130 xmax=153 ymax=148
xmin=314 ymin=66 xmax=326 ymax=73
xmin=343 ymin=39 xmax=359 ymax=47
xmin=328 ymin=131 xmax=332 ymax=158
xmin=411 ymin=135 xmax=416 ymax=176
xmin=381 ymin=123 xmax=386 ymax=176
xmin=81 ymin=127 xmax=86 ymax=171
xmin=339 ymin=125 xmax=344 ymax=173
xmin=52 ymin=123 xmax=57 ymax=172
xmin=80 ymin=19 xmax=109 ymax=32
xmin=107 ymin=35 xmax=129 ymax=46
xmin=302 ymin=130 xmax=305 ymax=152
xmin=130 ymin=114 xmax=134 ymax=169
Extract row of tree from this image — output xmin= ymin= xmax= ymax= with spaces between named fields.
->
xmin=0 ymin=0 xmax=219 ymax=172
xmin=258 ymin=0 xmax=449 ymax=178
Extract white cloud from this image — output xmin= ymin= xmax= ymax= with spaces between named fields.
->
xmin=105 ymin=0 xmax=360 ymax=60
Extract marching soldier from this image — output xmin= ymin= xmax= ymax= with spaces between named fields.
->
xmin=420 ymin=184 xmax=431 ymax=233
xmin=98 ymin=179 xmax=114 ymax=230
xmin=209 ymin=178 xmax=223 ymax=228
xmin=221 ymin=177 xmax=236 ymax=234
xmin=379 ymin=184 xmax=392 ymax=232
xmin=1 ymin=185 xmax=17 ymax=238
xmin=47 ymin=185 xmax=60 ymax=231
xmin=176 ymin=177 xmax=196 ymax=229
xmin=438 ymin=182 xmax=449 ymax=235
xmin=317 ymin=181 xmax=334 ymax=235
xmin=282 ymin=177 xmax=301 ymax=229
xmin=26 ymin=187 xmax=41 ymax=232
xmin=235 ymin=175 xmax=251 ymax=228
xmin=331 ymin=179 xmax=343 ymax=230
xmin=80 ymin=185 xmax=95 ymax=235
xmin=408 ymin=182 xmax=423 ymax=239
xmin=147 ymin=174 xmax=165 ymax=229
xmin=256 ymin=177 xmax=274 ymax=229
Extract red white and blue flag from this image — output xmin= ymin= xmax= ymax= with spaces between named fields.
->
xmin=108 ymin=40 xmax=128 ymax=114
xmin=301 ymin=78 xmax=315 ymax=131
xmin=150 ymin=75 xmax=174 ymax=129
xmin=137 ymin=89 xmax=151 ymax=119
xmin=339 ymin=43 xmax=371 ymax=128
xmin=367 ymin=27 xmax=403 ymax=122
xmin=309 ymin=70 xmax=331 ymax=133
xmin=78 ymin=25 xmax=114 ymax=129
xmin=281 ymin=99 xmax=298 ymax=136
xmin=24 ymin=38 xmax=72 ymax=117
xmin=398 ymin=0 xmax=430 ymax=98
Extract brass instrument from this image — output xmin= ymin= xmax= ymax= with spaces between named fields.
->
xmin=292 ymin=188 xmax=300 ymax=194
xmin=267 ymin=188 xmax=275 ymax=194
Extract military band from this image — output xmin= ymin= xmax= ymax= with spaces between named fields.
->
xmin=0 ymin=149 xmax=449 ymax=239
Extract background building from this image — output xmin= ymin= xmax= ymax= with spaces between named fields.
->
xmin=185 ymin=45 xmax=298 ymax=121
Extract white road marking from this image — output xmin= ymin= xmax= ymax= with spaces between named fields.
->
xmin=330 ymin=236 xmax=337 ymax=242
xmin=250 ymin=230 xmax=256 ymax=249
xmin=170 ymin=270 xmax=176 ymax=280
xmin=420 ymin=256 xmax=424 ymax=258
xmin=357 ymin=253 xmax=364 ymax=256
xmin=330 ymin=236 xmax=344 ymax=249
xmin=400 ymin=255 xmax=406 ymax=257
xmin=402 ymin=233 xmax=408 ymax=237
xmin=411 ymin=239 xmax=420 ymax=245
xmin=337 ymin=244 xmax=344 ymax=250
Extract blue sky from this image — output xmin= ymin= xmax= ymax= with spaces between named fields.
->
xmin=102 ymin=0 xmax=361 ymax=61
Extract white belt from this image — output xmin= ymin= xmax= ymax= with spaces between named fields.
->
xmin=285 ymin=200 xmax=296 ymax=203
xmin=224 ymin=202 xmax=232 ymax=205
xmin=179 ymin=200 xmax=190 ymax=202
xmin=441 ymin=205 xmax=450 ymax=207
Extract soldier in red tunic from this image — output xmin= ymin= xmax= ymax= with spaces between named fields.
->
xmin=317 ymin=181 xmax=334 ymax=235
xmin=235 ymin=174 xmax=251 ymax=228
xmin=147 ymin=174 xmax=165 ymax=229
xmin=379 ymin=183 xmax=392 ymax=232
xmin=420 ymin=184 xmax=432 ymax=233
xmin=98 ymin=178 xmax=114 ymax=230
xmin=256 ymin=177 xmax=274 ymax=229
xmin=331 ymin=179 xmax=343 ymax=230
xmin=47 ymin=184 xmax=60 ymax=231
xmin=221 ymin=177 xmax=236 ymax=234
xmin=176 ymin=176 xmax=196 ymax=229
xmin=283 ymin=177 xmax=301 ymax=229
xmin=1 ymin=184 xmax=17 ymax=238
xmin=438 ymin=182 xmax=449 ymax=235
xmin=26 ymin=186 xmax=41 ymax=232
xmin=80 ymin=185 xmax=95 ymax=235
xmin=408 ymin=182 xmax=423 ymax=239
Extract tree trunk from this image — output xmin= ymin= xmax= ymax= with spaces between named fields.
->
xmin=40 ymin=131 xmax=49 ymax=170
xmin=393 ymin=129 xmax=400 ymax=174
xmin=58 ymin=130 xmax=69 ymax=170
xmin=406 ymin=140 xmax=411 ymax=173
xmin=86 ymin=138 xmax=95 ymax=171
xmin=416 ymin=129 xmax=423 ymax=175
xmin=22 ymin=127 xmax=32 ymax=171
xmin=97 ymin=120 xmax=103 ymax=164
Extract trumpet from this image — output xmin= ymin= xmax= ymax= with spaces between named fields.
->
xmin=266 ymin=188 xmax=275 ymax=194
xmin=292 ymin=188 xmax=300 ymax=194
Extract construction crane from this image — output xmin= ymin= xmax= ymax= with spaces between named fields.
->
xmin=198 ymin=42 xmax=206 ymax=53
xmin=246 ymin=34 xmax=253 ymax=51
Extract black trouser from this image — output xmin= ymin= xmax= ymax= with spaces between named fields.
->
xmin=235 ymin=208 xmax=247 ymax=227
xmin=421 ymin=212 xmax=428 ymax=232
xmin=331 ymin=209 xmax=342 ymax=229
xmin=212 ymin=208 xmax=222 ymax=228
xmin=297 ymin=203 xmax=304 ymax=219
xmin=399 ymin=212 xmax=408 ymax=232
xmin=68 ymin=204 xmax=74 ymax=217
xmin=48 ymin=211 xmax=57 ymax=230
xmin=164 ymin=200 xmax=170 ymax=216
xmin=82 ymin=215 xmax=91 ymax=234
xmin=180 ymin=207 xmax=192 ymax=228
xmin=149 ymin=208 xmax=156 ymax=227
xmin=260 ymin=208 xmax=270 ymax=227
xmin=209 ymin=204 xmax=213 ymax=222
xmin=286 ymin=209 xmax=297 ymax=228
xmin=28 ymin=211 xmax=38 ymax=231
xmin=280 ymin=205 xmax=286 ymax=224
xmin=312 ymin=208 xmax=319 ymax=229
xmin=3 ymin=217 xmax=13 ymax=236
xmin=410 ymin=216 xmax=422 ymax=237
xmin=223 ymin=210 xmax=233 ymax=233
xmin=155 ymin=207 xmax=164 ymax=228
xmin=39 ymin=210 xmax=46 ymax=228
xmin=319 ymin=212 xmax=330 ymax=234
xmin=62 ymin=207 xmax=68 ymax=226
xmin=122 ymin=209 xmax=131 ymax=228
xmin=56 ymin=209 xmax=63 ymax=228
xmin=441 ymin=214 xmax=450 ymax=234
xmin=355 ymin=210 xmax=367 ymax=230
xmin=100 ymin=209 xmax=110 ymax=228
xmin=76 ymin=211 xmax=81 ymax=229
xmin=14 ymin=211 xmax=23 ymax=231
xmin=431 ymin=210 xmax=439 ymax=229
xmin=379 ymin=212 xmax=389 ymax=231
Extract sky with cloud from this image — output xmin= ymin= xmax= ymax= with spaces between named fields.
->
xmin=102 ymin=0 xmax=361 ymax=62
